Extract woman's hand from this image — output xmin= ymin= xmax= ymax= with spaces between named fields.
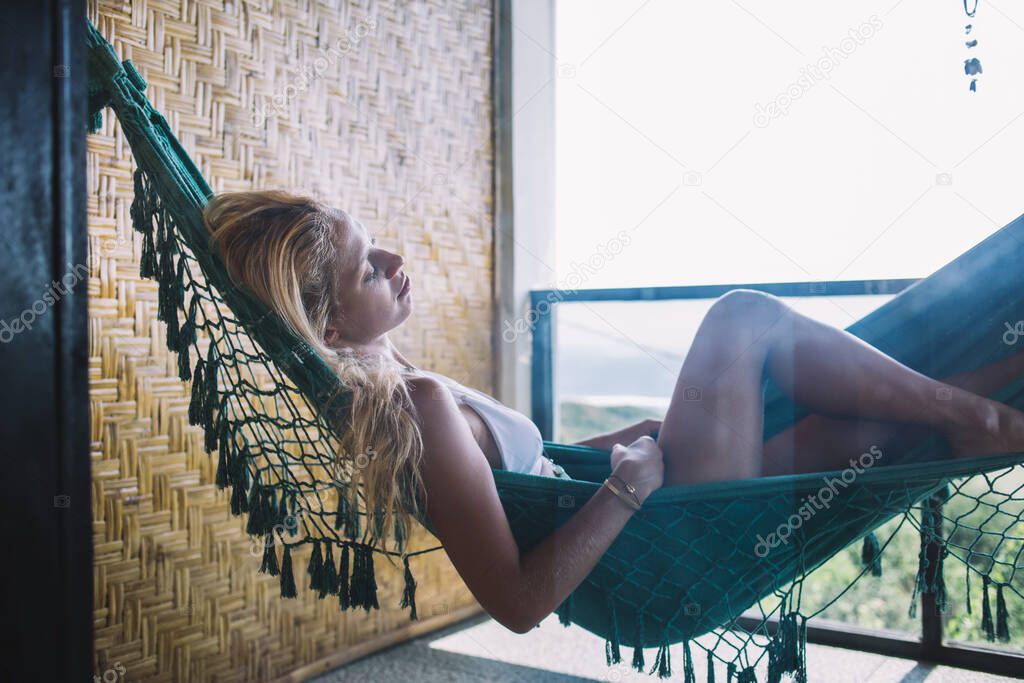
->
xmin=609 ymin=435 xmax=665 ymax=504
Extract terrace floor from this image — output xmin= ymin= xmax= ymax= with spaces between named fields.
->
xmin=313 ymin=613 xmax=1021 ymax=682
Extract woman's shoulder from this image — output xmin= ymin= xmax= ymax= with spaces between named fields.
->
xmin=404 ymin=369 xmax=464 ymax=402
xmin=406 ymin=372 xmax=445 ymax=392
xmin=404 ymin=374 xmax=453 ymax=422
xmin=405 ymin=374 xmax=494 ymax=475
xmin=404 ymin=368 xmax=449 ymax=385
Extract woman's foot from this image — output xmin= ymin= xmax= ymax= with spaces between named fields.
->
xmin=947 ymin=399 xmax=1024 ymax=459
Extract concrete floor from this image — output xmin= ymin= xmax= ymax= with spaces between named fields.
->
xmin=313 ymin=613 xmax=1022 ymax=682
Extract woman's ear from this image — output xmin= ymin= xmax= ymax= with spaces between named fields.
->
xmin=324 ymin=323 xmax=341 ymax=347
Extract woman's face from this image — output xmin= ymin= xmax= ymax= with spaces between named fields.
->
xmin=325 ymin=212 xmax=412 ymax=347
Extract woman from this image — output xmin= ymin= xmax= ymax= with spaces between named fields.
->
xmin=204 ymin=190 xmax=1024 ymax=635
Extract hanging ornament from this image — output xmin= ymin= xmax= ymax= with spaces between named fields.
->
xmin=964 ymin=0 xmax=982 ymax=91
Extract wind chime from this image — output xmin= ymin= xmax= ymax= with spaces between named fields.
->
xmin=964 ymin=0 xmax=982 ymax=91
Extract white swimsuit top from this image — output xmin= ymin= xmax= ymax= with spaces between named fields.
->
xmin=417 ymin=370 xmax=546 ymax=475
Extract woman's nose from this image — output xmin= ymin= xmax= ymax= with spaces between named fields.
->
xmin=384 ymin=252 xmax=404 ymax=279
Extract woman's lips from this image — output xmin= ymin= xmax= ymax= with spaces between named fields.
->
xmin=398 ymin=274 xmax=411 ymax=298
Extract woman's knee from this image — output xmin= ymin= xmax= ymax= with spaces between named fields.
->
xmin=707 ymin=289 xmax=788 ymax=326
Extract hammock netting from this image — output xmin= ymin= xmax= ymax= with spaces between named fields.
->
xmin=86 ymin=20 xmax=1024 ymax=682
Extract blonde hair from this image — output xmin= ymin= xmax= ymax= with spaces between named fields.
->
xmin=203 ymin=190 xmax=426 ymax=552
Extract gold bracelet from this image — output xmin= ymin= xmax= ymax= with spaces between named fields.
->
xmin=607 ymin=473 xmax=642 ymax=508
xmin=603 ymin=478 xmax=641 ymax=511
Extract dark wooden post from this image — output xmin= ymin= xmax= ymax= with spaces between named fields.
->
xmin=0 ymin=1 xmax=91 ymax=680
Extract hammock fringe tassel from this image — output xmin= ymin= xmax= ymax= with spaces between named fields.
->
xmin=400 ymin=554 xmax=418 ymax=620
xmin=604 ymin=595 xmax=621 ymax=665
xmin=736 ymin=666 xmax=758 ymax=683
xmin=322 ymin=543 xmax=339 ymax=598
xmin=259 ymin=534 xmax=279 ymax=577
xmin=631 ymin=612 xmax=646 ymax=672
xmin=279 ymin=545 xmax=297 ymax=598
xmin=980 ymin=576 xmax=1013 ymax=643
xmin=649 ymin=636 xmax=671 ymax=679
xmin=982 ymin=575 xmax=994 ymax=640
xmin=338 ymin=544 xmax=351 ymax=610
xmin=556 ymin=590 xmax=573 ymax=626
xmin=307 ymin=541 xmax=324 ymax=594
xmin=910 ymin=492 xmax=948 ymax=620
xmin=996 ymin=583 xmax=1010 ymax=642
xmin=860 ymin=531 xmax=883 ymax=577
xmin=766 ymin=612 xmax=807 ymax=683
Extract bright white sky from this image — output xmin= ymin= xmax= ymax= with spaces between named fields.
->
xmin=554 ymin=0 xmax=1024 ymax=289
xmin=548 ymin=0 xmax=1024 ymax=408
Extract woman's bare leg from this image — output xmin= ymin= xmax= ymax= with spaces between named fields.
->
xmin=657 ymin=290 xmax=1024 ymax=486
xmin=762 ymin=349 xmax=1024 ymax=476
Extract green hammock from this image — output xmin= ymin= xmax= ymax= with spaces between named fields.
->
xmin=86 ymin=20 xmax=1024 ymax=683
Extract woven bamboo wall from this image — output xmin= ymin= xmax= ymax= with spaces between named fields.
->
xmin=86 ymin=1 xmax=493 ymax=680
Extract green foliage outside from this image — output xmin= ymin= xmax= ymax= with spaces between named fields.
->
xmin=559 ymin=401 xmax=664 ymax=445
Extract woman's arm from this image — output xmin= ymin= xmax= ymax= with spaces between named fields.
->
xmin=409 ymin=376 xmax=663 ymax=634
xmin=573 ymin=418 xmax=661 ymax=451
